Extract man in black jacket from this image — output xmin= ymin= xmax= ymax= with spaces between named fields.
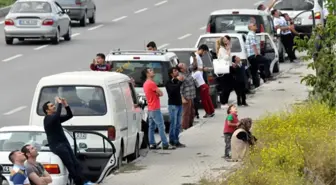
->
xmin=42 ymin=97 xmax=95 ymax=185
xmin=165 ymin=67 xmax=186 ymax=148
xmin=232 ymin=56 xmax=248 ymax=106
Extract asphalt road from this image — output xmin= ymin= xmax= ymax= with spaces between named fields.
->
xmin=0 ymin=0 xmax=265 ymax=125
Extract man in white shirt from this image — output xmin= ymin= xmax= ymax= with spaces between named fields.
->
xmin=189 ymin=44 xmax=210 ymax=74
xmin=257 ymin=0 xmax=278 ymax=13
xmin=271 ymin=9 xmax=297 ymax=62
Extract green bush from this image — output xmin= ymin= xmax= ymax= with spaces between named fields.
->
xmin=0 ymin=0 xmax=15 ymax=8
xmin=200 ymin=101 xmax=336 ymax=185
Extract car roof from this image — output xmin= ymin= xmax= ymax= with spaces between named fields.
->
xmin=210 ymin=9 xmax=267 ymax=16
xmin=167 ymin=48 xmax=197 ymax=52
xmin=0 ymin=125 xmax=45 ymax=132
xmin=106 ymin=50 xmax=177 ymax=61
xmin=16 ymin=0 xmax=55 ymax=3
xmin=38 ymin=71 xmax=130 ymax=86
xmin=198 ymin=33 xmax=244 ymax=38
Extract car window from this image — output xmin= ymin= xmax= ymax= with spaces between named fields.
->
xmin=54 ymin=2 xmax=63 ymax=12
xmin=209 ymin=15 xmax=263 ymax=33
xmin=37 ymin=86 xmax=107 ymax=116
xmin=197 ymin=37 xmax=242 ymax=52
xmin=112 ymin=61 xmax=170 ymax=87
xmin=0 ymin=131 xmax=46 ymax=151
xmin=262 ymin=16 xmax=272 ymax=35
xmin=173 ymin=51 xmax=213 ymax=68
xmin=11 ymin=1 xmax=52 ymax=13
xmin=274 ymin=0 xmax=314 ymax=10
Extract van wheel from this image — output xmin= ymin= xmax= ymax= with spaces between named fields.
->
xmin=117 ymin=145 xmax=124 ymax=169
xmin=127 ymin=137 xmax=140 ymax=162
xmin=80 ymin=12 xmax=87 ymax=27
xmin=273 ymin=62 xmax=280 ymax=73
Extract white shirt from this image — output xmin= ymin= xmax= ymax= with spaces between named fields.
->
xmin=190 ymin=52 xmax=203 ymax=73
xmin=217 ymin=46 xmax=231 ymax=64
xmin=192 ymin=71 xmax=205 ymax=87
xmin=273 ymin=16 xmax=291 ymax=35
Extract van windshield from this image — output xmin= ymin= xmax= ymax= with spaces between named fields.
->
xmin=37 ymin=86 xmax=107 ymax=116
xmin=210 ymin=15 xmax=262 ymax=33
xmin=273 ymin=0 xmax=314 ymax=10
xmin=111 ymin=61 xmax=170 ymax=87
xmin=197 ymin=37 xmax=242 ymax=52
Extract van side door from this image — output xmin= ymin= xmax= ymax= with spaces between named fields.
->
xmin=256 ymin=32 xmax=279 ymax=75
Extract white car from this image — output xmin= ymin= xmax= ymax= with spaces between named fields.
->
xmin=273 ymin=0 xmax=323 ymax=34
xmin=0 ymin=125 xmax=117 ymax=185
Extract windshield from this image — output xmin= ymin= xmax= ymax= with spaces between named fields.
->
xmin=11 ymin=1 xmax=52 ymax=13
xmin=172 ymin=51 xmax=213 ymax=67
xmin=210 ymin=15 xmax=262 ymax=33
xmin=274 ymin=0 xmax=314 ymax=10
xmin=197 ymin=37 xmax=242 ymax=52
xmin=37 ymin=86 xmax=107 ymax=116
xmin=112 ymin=61 xmax=170 ymax=87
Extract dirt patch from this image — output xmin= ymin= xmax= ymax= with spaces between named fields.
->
xmin=116 ymin=163 xmax=147 ymax=174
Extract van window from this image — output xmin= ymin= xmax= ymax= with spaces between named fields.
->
xmin=112 ymin=61 xmax=170 ymax=87
xmin=37 ymin=86 xmax=107 ymax=116
xmin=273 ymin=0 xmax=314 ymax=10
xmin=173 ymin=51 xmax=213 ymax=67
xmin=262 ymin=16 xmax=272 ymax=34
xmin=209 ymin=15 xmax=263 ymax=33
xmin=197 ymin=37 xmax=242 ymax=52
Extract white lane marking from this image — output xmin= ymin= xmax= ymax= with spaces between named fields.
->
xmin=178 ymin=33 xmax=192 ymax=40
xmin=0 ymin=21 xmax=3 ymax=24
xmin=71 ymin=33 xmax=80 ymax=37
xmin=2 ymin=54 xmax=23 ymax=62
xmin=3 ymin=106 xmax=27 ymax=115
xmin=157 ymin=43 xmax=169 ymax=49
xmin=134 ymin=8 xmax=148 ymax=14
xmin=88 ymin=24 xmax=104 ymax=31
xmin=154 ymin=0 xmax=167 ymax=6
xmin=254 ymin=0 xmax=264 ymax=5
xmin=112 ymin=16 xmax=127 ymax=22
xmin=199 ymin=26 xmax=206 ymax=30
xmin=34 ymin=45 xmax=49 ymax=50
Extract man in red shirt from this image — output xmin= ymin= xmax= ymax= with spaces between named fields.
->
xmin=90 ymin=53 xmax=111 ymax=71
xmin=141 ymin=67 xmax=175 ymax=150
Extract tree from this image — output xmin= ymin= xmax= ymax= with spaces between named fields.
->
xmin=295 ymin=0 xmax=336 ymax=108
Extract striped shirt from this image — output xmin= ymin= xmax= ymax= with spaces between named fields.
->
xmin=180 ymin=71 xmax=196 ymax=100
xmin=10 ymin=165 xmax=30 ymax=185
xmin=245 ymin=31 xmax=260 ymax=57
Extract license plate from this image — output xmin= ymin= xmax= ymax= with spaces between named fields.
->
xmin=1 ymin=165 xmax=12 ymax=174
xmin=19 ymin=19 xmax=38 ymax=25
xmin=75 ymin=133 xmax=87 ymax=139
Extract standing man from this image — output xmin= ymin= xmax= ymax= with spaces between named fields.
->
xmin=141 ymin=68 xmax=175 ymax=150
xmin=257 ymin=0 xmax=278 ymax=13
xmin=271 ymin=9 xmax=297 ymax=62
xmin=246 ymin=23 xmax=273 ymax=88
xmin=21 ymin=144 xmax=52 ymax=185
xmin=165 ymin=67 xmax=186 ymax=148
xmin=147 ymin=41 xmax=157 ymax=51
xmin=90 ymin=53 xmax=111 ymax=71
xmin=8 ymin=150 xmax=30 ymax=185
xmin=42 ymin=97 xmax=95 ymax=185
xmin=178 ymin=63 xmax=196 ymax=130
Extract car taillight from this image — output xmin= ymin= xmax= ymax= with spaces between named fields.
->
xmin=309 ymin=12 xmax=321 ymax=19
xmin=43 ymin=164 xmax=60 ymax=174
xmin=75 ymin=0 xmax=82 ymax=5
xmin=107 ymin=126 xmax=116 ymax=140
xmin=42 ymin=19 xmax=54 ymax=26
xmin=4 ymin=19 xmax=14 ymax=26
xmin=206 ymin=24 xmax=210 ymax=33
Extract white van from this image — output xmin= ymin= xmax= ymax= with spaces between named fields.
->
xmin=29 ymin=71 xmax=144 ymax=168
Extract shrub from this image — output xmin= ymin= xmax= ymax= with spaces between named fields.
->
xmin=200 ymin=101 xmax=336 ymax=185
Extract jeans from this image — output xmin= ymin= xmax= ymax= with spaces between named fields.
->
xmin=168 ymin=105 xmax=182 ymax=144
xmin=224 ymin=133 xmax=232 ymax=157
xmin=51 ymin=142 xmax=86 ymax=185
xmin=148 ymin=109 xmax=168 ymax=146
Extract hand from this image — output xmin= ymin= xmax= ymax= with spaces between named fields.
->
xmin=182 ymin=97 xmax=187 ymax=104
xmin=203 ymin=67 xmax=209 ymax=71
xmin=61 ymin=98 xmax=68 ymax=107
xmin=55 ymin=97 xmax=62 ymax=104
xmin=92 ymin=59 xmax=97 ymax=65
xmin=176 ymin=75 xmax=184 ymax=81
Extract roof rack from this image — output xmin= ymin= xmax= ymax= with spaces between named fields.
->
xmin=108 ymin=49 xmax=167 ymax=55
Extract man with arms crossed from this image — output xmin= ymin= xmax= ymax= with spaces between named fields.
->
xmin=21 ymin=144 xmax=52 ymax=185
xmin=42 ymin=97 xmax=95 ymax=185
xmin=141 ymin=68 xmax=175 ymax=150
xmin=8 ymin=150 xmax=30 ymax=185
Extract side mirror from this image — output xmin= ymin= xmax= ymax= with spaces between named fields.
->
xmin=137 ymin=96 xmax=147 ymax=109
xmin=79 ymin=142 xmax=87 ymax=149
xmin=63 ymin=9 xmax=70 ymax=14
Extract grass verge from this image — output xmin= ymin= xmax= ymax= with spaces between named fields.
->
xmin=0 ymin=0 xmax=14 ymax=8
xmin=200 ymin=101 xmax=336 ymax=185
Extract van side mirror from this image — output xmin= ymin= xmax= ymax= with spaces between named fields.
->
xmin=79 ymin=143 xmax=87 ymax=149
xmin=137 ymin=96 xmax=147 ymax=109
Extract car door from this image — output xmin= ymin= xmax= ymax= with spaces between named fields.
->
xmin=54 ymin=2 xmax=67 ymax=35
xmin=72 ymin=131 xmax=117 ymax=183
xmin=256 ymin=32 xmax=279 ymax=75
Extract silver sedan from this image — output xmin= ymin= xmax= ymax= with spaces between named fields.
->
xmin=4 ymin=0 xmax=72 ymax=45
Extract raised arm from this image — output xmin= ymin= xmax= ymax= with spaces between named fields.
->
xmin=60 ymin=99 xmax=73 ymax=123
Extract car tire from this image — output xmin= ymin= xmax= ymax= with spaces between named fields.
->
xmin=5 ymin=37 xmax=13 ymax=45
xmin=79 ymin=12 xmax=87 ymax=27
xmin=127 ymin=136 xmax=140 ymax=162
xmin=51 ymin=28 xmax=60 ymax=45
xmin=64 ymin=25 xmax=72 ymax=41
xmin=89 ymin=9 xmax=96 ymax=24
xmin=67 ymin=177 xmax=74 ymax=185
xmin=117 ymin=144 xmax=124 ymax=169
xmin=273 ymin=61 xmax=280 ymax=73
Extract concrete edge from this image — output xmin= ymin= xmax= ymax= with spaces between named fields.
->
xmin=0 ymin=5 xmax=12 ymax=18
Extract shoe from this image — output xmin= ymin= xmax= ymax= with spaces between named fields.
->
xmin=242 ymin=103 xmax=249 ymax=106
xmin=175 ymin=142 xmax=186 ymax=148
xmin=84 ymin=181 xmax=97 ymax=185
xmin=195 ymin=115 xmax=200 ymax=119
xmin=267 ymin=76 xmax=276 ymax=81
xmin=162 ymin=145 xmax=176 ymax=150
xmin=149 ymin=144 xmax=157 ymax=150
xmin=209 ymin=113 xmax=215 ymax=117
xmin=169 ymin=141 xmax=176 ymax=146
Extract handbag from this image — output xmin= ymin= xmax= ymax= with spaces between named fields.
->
xmin=213 ymin=58 xmax=230 ymax=76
